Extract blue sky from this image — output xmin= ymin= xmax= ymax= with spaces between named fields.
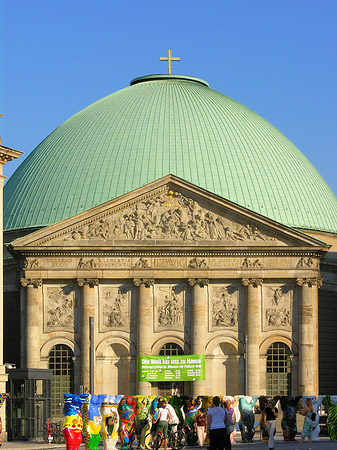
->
xmin=1 ymin=0 xmax=337 ymax=196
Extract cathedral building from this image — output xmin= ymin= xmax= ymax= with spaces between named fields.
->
xmin=3 ymin=71 xmax=337 ymax=421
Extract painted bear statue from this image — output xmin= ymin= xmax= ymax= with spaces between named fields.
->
xmin=83 ymin=394 xmax=106 ymax=450
xmin=118 ymin=395 xmax=136 ymax=450
xmin=0 ymin=394 xmax=9 ymax=447
xmin=238 ymin=396 xmax=259 ymax=443
xmin=135 ymin=396 xmax=155 ymax=449
xmin=325 ymin=395 xmax=337 ymax=441
xmin=280 ymin=396 xmax=302 ymax=441
xmin=63 ymin=394 xmax=89 ymax=450
xmin=100 ymin=395 xmax=124 ymax=450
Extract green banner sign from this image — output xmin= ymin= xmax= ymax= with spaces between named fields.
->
xmin=138 ymin=355 xmax=205 ymax=382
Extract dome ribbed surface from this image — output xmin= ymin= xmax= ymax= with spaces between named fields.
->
xmin=4 ymin=75 xmax=337 ymax=233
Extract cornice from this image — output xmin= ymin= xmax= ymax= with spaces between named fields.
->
xmin=12 ymin=249 xmax=326 ymax=258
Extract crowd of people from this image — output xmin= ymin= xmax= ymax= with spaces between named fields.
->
xmin=152 ymin=396 xmax=236 ymax=450
xmin=153 ymin=395 xmax=316 ymax=450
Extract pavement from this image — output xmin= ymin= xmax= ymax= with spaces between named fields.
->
xmin=0 ymin=435 xmax=335 ymax=450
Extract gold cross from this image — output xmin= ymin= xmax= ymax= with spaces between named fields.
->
xmin=160 ymin=49 xmax=180 ymax=74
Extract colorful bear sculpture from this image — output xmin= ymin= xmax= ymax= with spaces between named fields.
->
xmin=280 ymin=396 xmax=302 ymax=441
xmin=63 ymin=394 xmax=89 ymax=450
xmin=118 ymin=395 xmax=136 ymax=449
xmin=0 ymin=394 xmax=9 ymax=447
xmin=83 ymin=394 xmax=106 ymax=450
xmin=238 ymin=396 xmax=259 ymax=443
xmin=135 ymin=396 xmax=155 ymax=449
xmin=100 ymin=395 xmax=124 ymax=450
xmin=325 ymin=395 xmax=337 ymax=440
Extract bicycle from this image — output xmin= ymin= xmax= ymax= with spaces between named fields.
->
xmin=146 ymin=426 xmax=186 ymax=450
xmin=183 ymin=424 xmax=197 ymax=446
xmin=35 ymin=421 xmax=65 ymax=444
xmin=146 ymin=427 xmax=164 ymax=450
xmin=167 ymin=428 xmax=186 ymax=450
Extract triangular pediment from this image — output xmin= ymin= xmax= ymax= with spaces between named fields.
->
xmin=10 ymin=175 xmax=328 ymax=250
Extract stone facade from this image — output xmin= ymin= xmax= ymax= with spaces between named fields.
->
xmin=4 ymin=176 xmax=334 ymax=401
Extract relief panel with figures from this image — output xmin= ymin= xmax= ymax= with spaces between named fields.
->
xmin=262 ymin=284 xmax=293 ymax=331
xmin=99 ymin=285 xmax=132 ymax=332
xmin=154 ymin=284 xmax=185 ymax=332
xmin=64 ymin=191 xmax=280 ymax=243
xmin=208 ymin=284 xmax=239 ymax=331
xmin=43 ymin=285 xmax=76 ymax=332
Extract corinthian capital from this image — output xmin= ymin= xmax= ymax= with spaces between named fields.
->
xmin=188 ymin=278 xmax=209 ymax=287
xmin=77 ymin=278 xmax=99 ymax=288
xmin=133 ymin=278 xmax=155 ymax=287
xmin=242 ymin=278 xmax=263 ymax=288
xmin=296 ymin=277 xmax=323 ymax=288
xmin=20 ymin=278 xmax=42 ymax=288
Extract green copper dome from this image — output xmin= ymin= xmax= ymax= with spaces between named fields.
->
xmin=4 ymin=74 xmax=337 ymax=234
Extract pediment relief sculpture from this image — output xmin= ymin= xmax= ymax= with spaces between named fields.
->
xmin=65 ymin=191 xmax=278 ymax=243
xmin=45 ymin=286 xmax=75 ymax=330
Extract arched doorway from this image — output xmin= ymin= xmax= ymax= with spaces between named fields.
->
xmin=266 ymin=342 xmax=291 ymax=395
xmin=48 ymin=344 xmax=74 ymax=419
xmin=158 ymin=343 xmax=184 ymax=396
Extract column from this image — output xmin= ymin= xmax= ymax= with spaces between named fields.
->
xmin=77 ymin=278 xmax=98 ymax=391
xmin=242 ymin=278 xmax=262 ymax=395
xmin=297 ymin=277 xmax=322 ymax=396
xmin=134 ymin=278 xmax=154 ymax=396
xmin=20 ymin=278 xmax=43 ymax=368
xmin=188 ymin=278 xmax=208 ymax=396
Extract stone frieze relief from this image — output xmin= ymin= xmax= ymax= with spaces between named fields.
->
xmin=296 ymin=257 xmax=314 ymax=268
xmin=66 ymin=191 xmax=277 ymax=242
xmin=23 ymin=258 xmax=40 ymax=269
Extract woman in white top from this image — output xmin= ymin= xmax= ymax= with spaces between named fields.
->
xmin=155 ymin=399 xmax=171 ymax=450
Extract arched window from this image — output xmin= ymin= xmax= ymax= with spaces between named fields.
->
xmin=159 ymin=343 xmax=184 ymax=356
xmin=266 ymin=342 xmax=291 ymax=395
xmin=48 ymin=345 xmax=74 ymax=418
xmin=158 ymin=343 xmax=184 ymax=396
